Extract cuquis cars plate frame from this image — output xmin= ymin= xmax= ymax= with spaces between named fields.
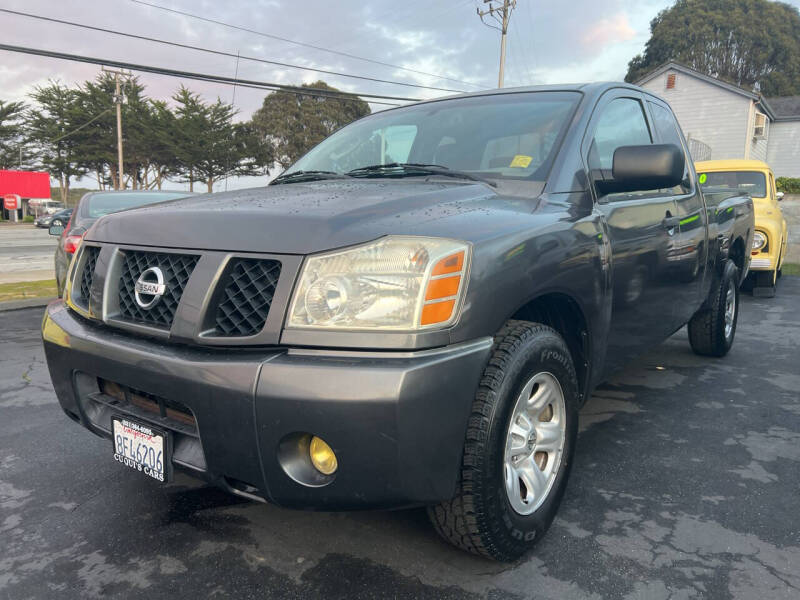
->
xmin=112 ymin=416 xmax=172 ymax=482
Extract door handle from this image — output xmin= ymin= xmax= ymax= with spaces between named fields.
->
xmin=662 ymin=216 xmax=680 ymax=229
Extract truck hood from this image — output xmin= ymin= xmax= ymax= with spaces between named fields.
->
xmin=87 ymin=180 xmax=544 ymax=254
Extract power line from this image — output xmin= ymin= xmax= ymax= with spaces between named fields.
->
xmin=52 ymin=108 xmax=113 ymax=142
xmin=0 ymin=43 xmax=421 ymax=106
xmin=0 ymin=8 xmax=466 ymax=94
xmin=129 ymin=0 xmax=485 ymax=89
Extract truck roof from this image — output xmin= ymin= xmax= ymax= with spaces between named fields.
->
xmin=695 ymin=159 xmax=772 ymax=172
xmin=385 ymin=82 xmax=648 ymax=110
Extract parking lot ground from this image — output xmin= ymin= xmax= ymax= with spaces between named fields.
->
xmin=1 ymin=278 xmax=799 ymax=600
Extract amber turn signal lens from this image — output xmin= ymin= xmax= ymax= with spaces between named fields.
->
xmin=424 ymin=275 xmax=460 ymax=301
xmin=431 ymin=251 xmax=464 ymax=276
xmin=420 ymin=299 xmax=456 ymax=325
xmin=309 ymin=436 xmax=338 ymax=475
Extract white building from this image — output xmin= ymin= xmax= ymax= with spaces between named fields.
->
xmin=636 ymin=62 xmax=800 ymax=177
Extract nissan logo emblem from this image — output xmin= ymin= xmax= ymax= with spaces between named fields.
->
xmin=134 ymin=266 xmax=167 ymax=309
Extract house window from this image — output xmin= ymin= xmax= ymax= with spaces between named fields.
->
xmin=753 ymin=112 xmax=768 ymax=139
xmin=666 ymin=73 xmax=677 ymax=90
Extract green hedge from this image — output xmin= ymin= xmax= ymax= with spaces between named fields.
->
xmin=776 ymin=177 xmax=800 ymax=194
xmin=22 ymin=215 xmax=35 ymax=223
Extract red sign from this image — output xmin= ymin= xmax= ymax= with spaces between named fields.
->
xmin=3 ymin=194 xmax=21 ymax=210
xmin=0 ymin=170 xmax=51 ymax=200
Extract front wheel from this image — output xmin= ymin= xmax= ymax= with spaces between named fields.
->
xmin=428 ymin=321 xmax=579 ymax=561
xmin=688 ymin=259 xmax=739 ymax=357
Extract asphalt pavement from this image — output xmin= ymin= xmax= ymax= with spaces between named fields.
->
xmin=0 ymin=225 xmax=58 ymax=283
xmin=1 ymin=279 xmax=799 ymax=599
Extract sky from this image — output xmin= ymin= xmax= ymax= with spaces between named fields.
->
xmin=2 ymin=0 xmax=798 ymax=190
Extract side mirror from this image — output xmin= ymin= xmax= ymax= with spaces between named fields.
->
xmin=596 ymin=144 xmax=685 ymax=196
xmin=776 ymin=191 xmax=784 ymax=201
xmin=49 ymin=224 xmax=64 ymax=236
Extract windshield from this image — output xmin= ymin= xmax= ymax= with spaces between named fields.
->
xmin=698 ymin=170 xmax=767 ymax=198
xmin=282 ymin=91 xmax=580 ymax=181
xmin=84 ymin=192 xmax=190 ymax=218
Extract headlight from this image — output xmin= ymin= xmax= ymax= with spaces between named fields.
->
xmin=752 ymin=231 xmax=767 ymax=251
xmin=287 ymin=236 xmax=470 ymax=331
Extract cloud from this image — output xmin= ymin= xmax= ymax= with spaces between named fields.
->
xmin=581 ymin=13 xmax=636 ymax=48
xmin=0 ymin=0 xmax=695 ymax=190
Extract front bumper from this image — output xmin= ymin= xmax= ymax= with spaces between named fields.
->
xmin=42 ymin=301 xmax=492 ymax=509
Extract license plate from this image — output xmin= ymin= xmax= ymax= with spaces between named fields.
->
xmin=112 ymin=417 xmax=170 ymax=482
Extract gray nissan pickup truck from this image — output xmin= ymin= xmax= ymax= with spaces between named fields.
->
xmin=42 ymin=83 xmax=753 ymax=561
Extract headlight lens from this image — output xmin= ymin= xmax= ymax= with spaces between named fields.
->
xmin=288 ymin=236 xmax=470 ymax=331
xmin=752 ymin=231 xmax=767 ymax=251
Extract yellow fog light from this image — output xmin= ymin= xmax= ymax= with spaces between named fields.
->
xmin=309 ymin=436 xmax=338 ymax=475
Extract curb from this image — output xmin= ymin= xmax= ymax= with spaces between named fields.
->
xmin=0 ymin=297 xmax=56 ymax=312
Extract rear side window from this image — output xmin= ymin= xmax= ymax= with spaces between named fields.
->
xmin=648 ymin=101 xmax=692 ymax=194
xmin=588 ymin=98 xmax=651 ymax=170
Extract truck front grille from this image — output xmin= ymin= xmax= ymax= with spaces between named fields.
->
xmin=214 ymin=258 xmax=282 ymax=337
xmin=118 ymin=250 xmax=199 ymax=329
xmin=77 ymin=246 xmax=100 ymax=308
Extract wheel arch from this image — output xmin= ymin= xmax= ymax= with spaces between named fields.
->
xmin=509 ymin=292 xmax=591 ymax=405
xmin=729 ymin=234 xmax=747 ymax=282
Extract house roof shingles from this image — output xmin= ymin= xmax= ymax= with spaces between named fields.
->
xmin=764 ymin=96 xmax=800 ymax=121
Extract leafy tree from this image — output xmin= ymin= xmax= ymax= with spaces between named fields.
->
xmin=146 ymin=100 xmax=182 ymax=190
xmin=72 ymin=74 xmax=118 ymax=189
xmin=0 ymin=100 xmax=27 ymax=169
xmin=171 ymin=87 xmax=269 ymax=192
xmin=25 ymin=82 xmax=87 ymax=203
xmin=625 ymin=0 xmax=800 ymax=96
xmin=73 ymin=75 xmax=182 ymax=190
xmin=250 ymin=81 xmax=370 ymax=170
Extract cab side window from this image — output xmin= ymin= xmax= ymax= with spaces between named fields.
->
xmin=648 ymin=101 xmax=692 ymax=194
xmin=588 ymin=97 xmax=652 ymax=200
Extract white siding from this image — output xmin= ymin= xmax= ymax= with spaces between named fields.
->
xmin=766 ymin=121 xmax=800 ymax=177
xmin=749 ymin=135 xmax=769 ymax=161
xmin=640 ymin=69 xmax=751 ymax=160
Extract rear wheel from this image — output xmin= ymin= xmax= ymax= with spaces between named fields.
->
xmin=688 ymin=259 xmax=739 ymax=357
xmin=428 ymin=320 xmax=579 ymax=561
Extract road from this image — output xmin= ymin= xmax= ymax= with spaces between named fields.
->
xmin=0 ymin=225 xmax=58 ymax=283
xmin=1 ymin=279 xmax=799 ymax=599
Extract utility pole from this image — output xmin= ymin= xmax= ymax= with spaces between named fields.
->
xmin=101 ymin=67 xmax=131 ymax=190
xmin=477 ymin=0 xmax=517 ymax=88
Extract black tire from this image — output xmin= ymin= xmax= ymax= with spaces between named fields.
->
xmin=428 ymin=320 xmax=579 ymax=561
xmin=741 ymin=272 xmax=754 ymax=293
xmin=688 ymin=259 xmax=739 ymax=357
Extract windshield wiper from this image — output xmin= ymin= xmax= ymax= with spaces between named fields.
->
xmin=271 ymin=170 xmax=352 ymax=185
xmin=346 ymin=163 xmax=497 ymax=188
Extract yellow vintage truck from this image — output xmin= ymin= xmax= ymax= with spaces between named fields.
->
xmin=696 ymin=159 xmax=788 ymax=296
